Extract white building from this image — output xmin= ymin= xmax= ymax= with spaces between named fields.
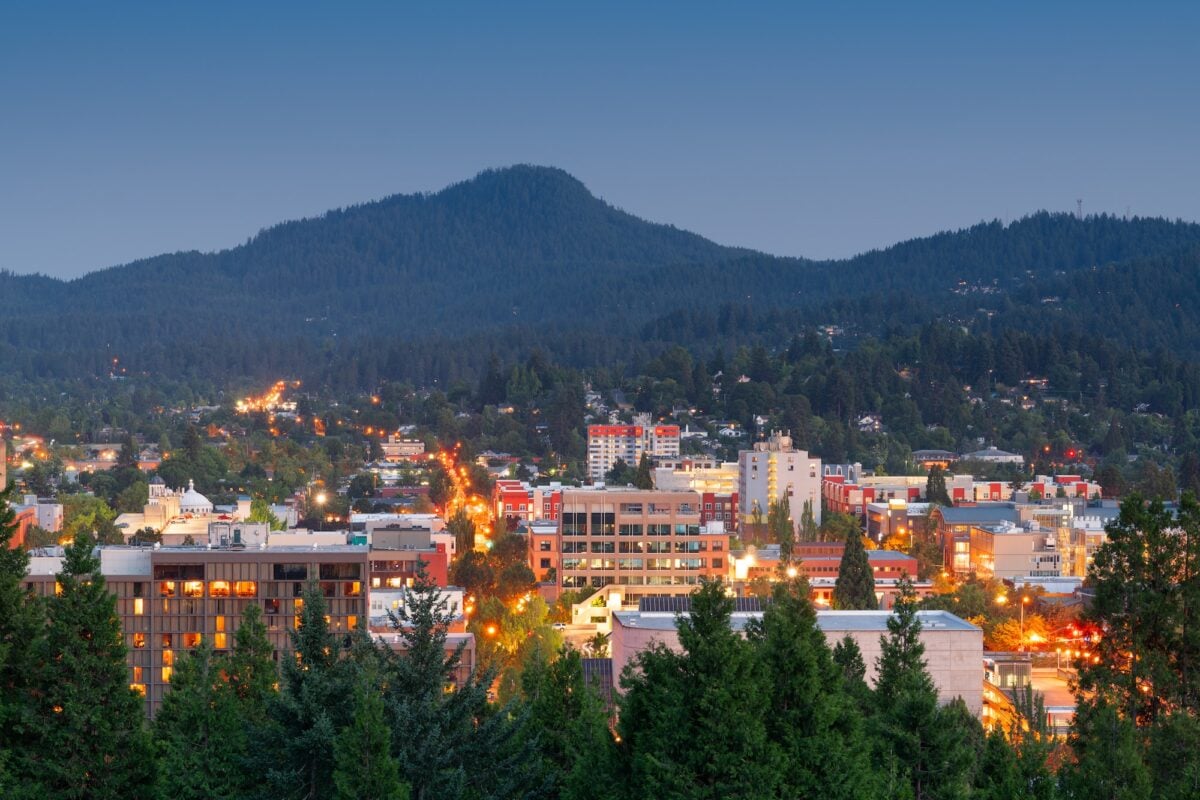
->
xmin=586 ymin=413 xmax=680 ymax=482
xmin=737 ymin=431 xmax=822 ymax=528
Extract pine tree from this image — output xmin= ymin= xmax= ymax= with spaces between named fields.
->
xmin=633 ymin=452 xmax=654 ymax=490
xmin=1077 ymin=493 xmax=1200 ymax=725
xmin=799 ymin=499 xmax=818 ymax=543
xmin=1146 ymin=710 xmax=1200 ymax=800
xmin=520 ymin=645 xmax=617 ymax=800
xmin=258 ymin=580 xmax=354 ymax=800
xmin=153 ymin=640 xmax=247 ymax=800
xmin=926 ymin=466 xmax=952 ymax=506
xmin=28 ymin=531 xmax=154 ymax=799
xmin=748 ymin=576 xmax=879 ymax=799
xmin=833 ymin=532 xmax=877 ymax=610
xmin=832 ymin=634 xmax=871 ymax=708
xmin=872 ymin=580 xmax=978 ymax=800
xmin=227 ymin=603 xmax=276 ymax=719
xmin=333 ymin=677 xmax=409 ymax=800
xmin=385 ymin=563 xmax=542 ymax=800
xmin=619 ymin=579 xmax=778 ymax=799
xmin=1062 ymin=702 xmax=1151 ymax=800
xmin=0 ymin=488 xmax=42 ymax=789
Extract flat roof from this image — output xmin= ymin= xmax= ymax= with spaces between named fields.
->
xmin=613 ymin=608 xmax=979 ymax=634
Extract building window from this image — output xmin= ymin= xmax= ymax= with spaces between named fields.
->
xmin=182 ymin=580 xmax=204 ymax=598
xmin=235 ymin=581 xmax=257 ymax=598
xmin=183 ymin=632 xmax=202 ymax=649
xmin=132 ymin=632 xmax=146 ymax=649
xmin=133 ymin=598 xmax=144 ymax=615
xmin=214 ymin=633 xmax=228 ymax=649
xmin=210 ymin=580 xmax=231 ymax=598
xmin=540 ymin=558 xmax=551 ymax=569
xmin=539 ymin=541 xmax=551 ymax=552
xmin=344 ymin=581 xmax=362 ymax=596
xmin=265 ymin=599 xmax=281 ymax=614
xmin=274 ymin=563 xmax=308 ymax=581
xmin=161 ymin=667 xmax=173 ymax=683
xmin=158 ymin=580 xmax=176 ymax=597
xmin=161 ymin=634 xmax=173 ymax=649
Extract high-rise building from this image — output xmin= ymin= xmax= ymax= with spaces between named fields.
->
xmin=737 ymin=431 xmax=822 ymax=529
xmin=586 ymin=414 xmax=680 ymax=482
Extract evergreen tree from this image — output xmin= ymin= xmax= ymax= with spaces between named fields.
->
xmin=28 ymin=531 xmax=154 ymax=799
xmin=633 ymin=451 xmax=654 ymax=490
xmin=1061 ymin=702 xmax=1151 ymax=800
xmin=833 ymin=531 xmax=877 ymax=610
xmin=926 ymin=466 xmax=952 ymax=506
xmin=333 ymin=677 xmax=409 ymax=800
xmin=0 ymin=488 xmax=42 ymax=789
xmin=384 ymin=563 xmax=542 ymax=800
xmin=1145 ymin=710 xmax=1200 ymax=800
xmin=520 ymin=646 xmax=617 ymax=800
xmin=872 ymin=579 xmax=978 ymax=800
xmin=153 ymin=640 xmax=247 ymax=800
xmin=747 ymin=576 xmax=879 ymax=799
xmin=799 ymin=499 xmax=818 ymax=543
xmin=257 ymin=580 xmax=354 ymax=800
xmin=832 ymin=634 xmax=871 ymax=707
xmin=227 ymin=603 xmax=277 ymax=718
xmin=1077 ymin=493 xmax=1200 ymax=724
xmin=618 ymin=579 xmax=777 ymax=799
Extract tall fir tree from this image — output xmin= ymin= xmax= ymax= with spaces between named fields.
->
xmin=833 ymin=532 xmax=877 ymax=610
xmin=27 ymin=531 xmax=154 ymax=799
xmin=227 ymin=602 xmax=277 ymax=718
xmin=872 ymin=579 xmax=979 ymax=800
xmin=0 ymin=488 xmax=43 ymax=792
xmin=633 ymin=452 xmax=654 ymax=490
xmin=153 ymin=640 xmax=248 ymax=800
xmin=385 ymin=562 xmax=543 ymax=800
xmin=926 ymin=466 xmax=952 ymax=506
xmin=520 ymin=645 xmax=617 ymax=800
xmin=618 ymin=579 xmax=777 ymax=799
xmin=747 ymin=576 xmax=879 ymax=799
xmin=333 ymin=676 xmax=409 ymax=800
xmin=1076 ymin=493 xmax=1200 ymax=725
xmin=257 ymin=580 xmax=355 ymax=800
xmin=1061 ymin=702 xmax=1151 ymax=800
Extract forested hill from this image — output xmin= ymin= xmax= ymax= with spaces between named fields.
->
xmin=2 ymin=164 xmax=1200 ymax=386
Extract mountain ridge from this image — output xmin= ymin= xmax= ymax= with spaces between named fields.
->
xmin=3 ymin=164 xmax=1200 ymax=386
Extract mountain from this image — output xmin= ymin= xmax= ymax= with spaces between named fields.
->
xmin=3 ymin=164 xmax=1200 ymax=387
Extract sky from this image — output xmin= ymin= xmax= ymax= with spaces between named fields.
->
xmin=2 ymin=1 xmax=1199 ymax=278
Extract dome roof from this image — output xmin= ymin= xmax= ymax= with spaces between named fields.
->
xmin=179 ymin=479 xmax=213 ymax=513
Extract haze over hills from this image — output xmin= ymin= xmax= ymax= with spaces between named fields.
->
xmin=3 ymin=164 xmax=1200 ymax=387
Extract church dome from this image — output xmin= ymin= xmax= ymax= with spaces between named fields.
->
xmin=179 ymin=479 xmax=213 ymax=515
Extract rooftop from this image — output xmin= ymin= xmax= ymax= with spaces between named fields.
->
xmin=613 ymin=608 xmax=978 ymax=634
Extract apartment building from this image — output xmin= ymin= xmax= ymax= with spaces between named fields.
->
xmin=653 ymin=459 xmax=739 ymax=531
xmin=24 ymin=545 xmax=369 ymax=716
xmin=586 ymin=415 xmax=680 ymax=482
xmin=557 ymin=488 xmax=728 ymax=602
xmin=737 ymin=431 xmax=821 ymax=528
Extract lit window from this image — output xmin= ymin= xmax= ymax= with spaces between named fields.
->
xmin=132 ymin=632 xmax=146 ymax=649
xmin=130 ymin=683 xmax=145 ymax=695
xmin=371 ymin=577 xmax=381 ymax=588
xmin=132 ymin=666 xmax=142 ymax=682
xmin=162 ymin=650 xmax=174 ymax=666
xmin=182 ymin=580 xmax=203 ymax=598
xmin=54 ymin=581 xmax=63 ymax=597
xmin=386 ymin=577 xmax=403 ymax=589
xmin=235 ymin=581 xmax=257 ymax=597
xmin=161 ymin=634 xmax=173 ymax=648
xmin=294 ymin=598 xmax=304 ymax=613
xmin=161 ymin=667 xmax=173 ymax=683
xmin=214 ymin=633 xmax=227 ymax=649
xmin=215 ymin=615 xmax=226 ymax=632
xmin=183 ymin=632 xmax=202 ymax=648
xmin=344 ymin=581 xmax=361 ymax=596
xmin=133 ymin=598 xmax=144 ymax=615
xmin=159 ymin=581 xmax=176 ymax=597
xmin=209 ymin=580 xmax=230 ymax=598
xmin=347 ymin=615 xmax=357 ymax=630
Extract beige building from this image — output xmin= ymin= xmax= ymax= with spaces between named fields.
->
xmin=558 ymin=488 xmax=728 ymax=601
xmin=737 ymin=431 xmax=822 ymax=528
xmin=611 ymin=606 xmax=983 ymax=715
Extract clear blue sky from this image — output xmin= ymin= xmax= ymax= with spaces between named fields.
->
xmin=2 ymin=1 xmax=1198 ymax=278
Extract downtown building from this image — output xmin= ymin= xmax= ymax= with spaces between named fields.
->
xmin=555 ymin=488 xmax=728 ymax=602
xmin=586 ymin=414 xmax=680 ymax=482
xmin=737 ymin=431 xmax=822 ymax=529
